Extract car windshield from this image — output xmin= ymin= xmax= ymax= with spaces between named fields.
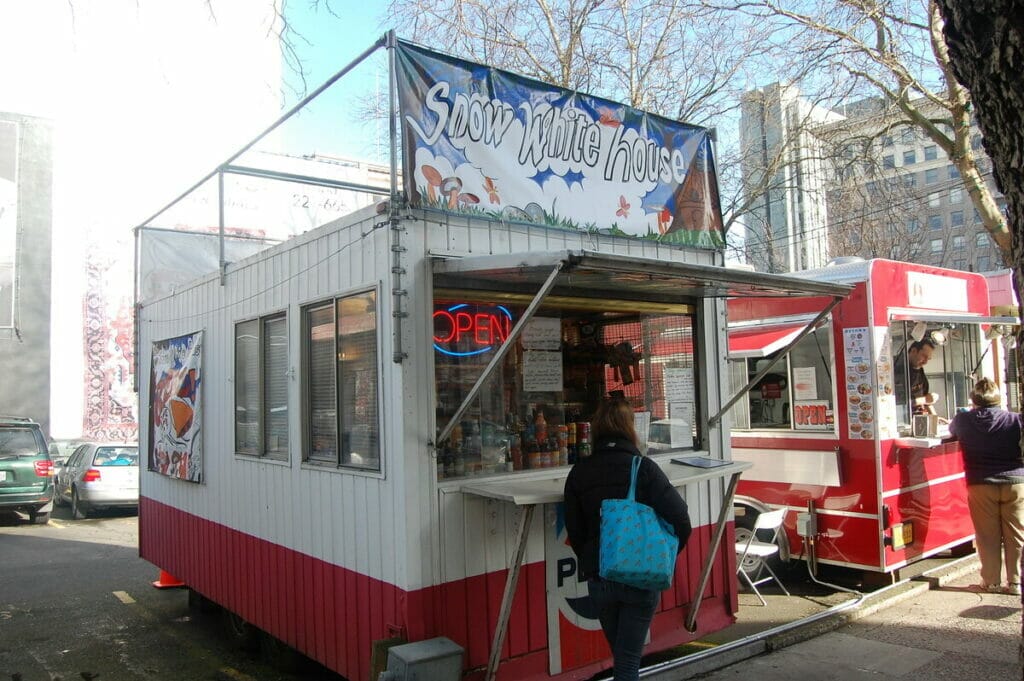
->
xmin=0 ymin=428 xmax=43 ymax=457
xmin=93 ymin=447 xmax=139 ymax=466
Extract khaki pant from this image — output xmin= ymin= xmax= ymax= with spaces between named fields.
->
xmin=967 ymin=483 xmax=1024 ymax=586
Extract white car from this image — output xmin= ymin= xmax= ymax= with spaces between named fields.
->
xmin=54 ymin=442 xmax=139 ymax=519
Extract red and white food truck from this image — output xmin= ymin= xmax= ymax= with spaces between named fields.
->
xmin=134 ymin=37 xmax=851 ymax=681
xmin=726 ymin=258 xmax=1015 ymax=578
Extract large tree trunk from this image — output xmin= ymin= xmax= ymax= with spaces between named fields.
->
xmin=932 ymin=2 xmax=1024 ymax=673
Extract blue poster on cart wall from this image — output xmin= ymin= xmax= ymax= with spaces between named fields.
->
xmin=394 ymin=41 xmax=725 ymax=249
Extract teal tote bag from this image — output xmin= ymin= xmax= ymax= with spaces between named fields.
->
xmin=599 ymin=456 xmax=679 ymax=591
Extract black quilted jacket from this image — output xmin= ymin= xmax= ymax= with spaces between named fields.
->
xmin=563 ymin=437 xmax=692 ymax=580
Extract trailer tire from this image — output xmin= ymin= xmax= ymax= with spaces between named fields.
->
xmin=222 ymin=610 xmax=260 ymax=651
xmin=734 ymin=509 xmax=787 ymax=579
xmin=187 ymin=588 xmax=217 ymax=615
xmin=260 ymin=631 xmax=305 ymax=673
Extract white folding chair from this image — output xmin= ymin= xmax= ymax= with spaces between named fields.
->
xmin=735 ymin=508 xmax=790 ymax=605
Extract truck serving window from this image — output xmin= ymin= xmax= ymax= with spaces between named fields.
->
xmin=728 ymin=324 xmax=835 ymax=432
xmin=890 ymin=321 xmax=981 ymax=433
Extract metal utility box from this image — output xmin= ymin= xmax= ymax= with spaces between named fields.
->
xmin=380 ymin=638 xmax=464 ymax=681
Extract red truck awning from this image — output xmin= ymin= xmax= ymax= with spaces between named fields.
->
xmin=728 ymin=324 xmax=805 ymax=359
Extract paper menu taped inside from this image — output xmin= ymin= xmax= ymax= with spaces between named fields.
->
xmin=522 ymin=317 xmax=562 ymax=350
xmin=663 ymin=367 xmax=694 ymax=403
xmin=523 ymin=350 xmax=563 ymax=391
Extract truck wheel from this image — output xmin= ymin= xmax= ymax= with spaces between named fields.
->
xmin=735 ymin=510 xmax=786 ymax=579
xmin=222 ymin=610 xmax=260 ymax=651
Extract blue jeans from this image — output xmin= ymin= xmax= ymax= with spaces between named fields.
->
xmin=587 ymin=578 xmax=660 ymax=680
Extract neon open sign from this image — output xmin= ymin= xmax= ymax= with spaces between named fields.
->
xmin=433 ymin=303 xmax=514 ymax=357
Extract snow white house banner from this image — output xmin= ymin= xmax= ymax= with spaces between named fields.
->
xmin=149 ymin=331 xmax=203 ymax=483
xmin=395 ymin=41 xmax=724 ymax=249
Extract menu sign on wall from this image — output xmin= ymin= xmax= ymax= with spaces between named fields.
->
xmin=843 ymin=327 xmax=876 ymax=440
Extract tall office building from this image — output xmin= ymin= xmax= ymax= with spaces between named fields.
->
xmin=739 ymin=83 xmax=843 ymax=273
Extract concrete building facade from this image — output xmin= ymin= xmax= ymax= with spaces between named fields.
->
xmin=739 ymin=83 xmax=1004 ymax=273
xmin=0 ymin=112 xmax=53 ymax=434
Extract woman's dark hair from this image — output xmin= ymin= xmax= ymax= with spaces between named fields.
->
xmin=591 ymin=397 xmax=638 ymax=446
xmin=971 ymin=377 xmax=1002 ymax=407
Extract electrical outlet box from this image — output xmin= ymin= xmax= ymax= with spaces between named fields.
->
xmin=796 ymin=511 xmax=815 ymax=538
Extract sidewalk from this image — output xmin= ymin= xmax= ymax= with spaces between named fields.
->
xmin=672 ymin=558 xmax=1021 ymax=680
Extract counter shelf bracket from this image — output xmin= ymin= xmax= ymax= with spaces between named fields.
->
xmin=684 ymin=468 xmax=744 ymax=633
xmin=485 ymin=503 xmax=535 ymax=681
xmin=710 ymin=295 xmax=843 ymax=428
xmin=435 ymin=259 xmax=564 ymax=446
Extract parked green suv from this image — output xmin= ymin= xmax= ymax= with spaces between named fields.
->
xmin=0 ymin=416 xmax=54 ymax=524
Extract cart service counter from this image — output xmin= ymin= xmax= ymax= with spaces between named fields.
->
xmin=460 ymin=459 xmax=751 ymax=681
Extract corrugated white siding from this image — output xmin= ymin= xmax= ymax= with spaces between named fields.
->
xmin=140 ymin=205 xmax=727 ymax=593
xmin=140 ymin=204 xmax=402 ymax=590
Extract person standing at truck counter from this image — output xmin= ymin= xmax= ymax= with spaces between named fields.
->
xmin=949 ymin=378 xmax=1024 ymax=595
xmin=563 ymin=397 xmax=692 ymax=681
xmin=894 ymin=337 xmax=940 ymax=414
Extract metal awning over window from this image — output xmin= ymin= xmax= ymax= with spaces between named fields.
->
xmin=729 ymin=324 xmax=808 ymax=359
xmin=432 ymin=250 xmax=853 ymax=301
xmin=890 ymin=312 xmax=1019 ymax=326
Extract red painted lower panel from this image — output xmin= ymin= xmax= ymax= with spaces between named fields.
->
xmin=140 ymin=497 xmax=735 ymax=680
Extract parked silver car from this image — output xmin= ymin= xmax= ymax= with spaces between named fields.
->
xmin=54 ymin=442 xmax=139 ymax=519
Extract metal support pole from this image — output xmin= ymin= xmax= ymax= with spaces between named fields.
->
xmin=218 ymin=170 xmax=226 ymax=286
xmin=386 ymin=30 xmax=407 ymax=364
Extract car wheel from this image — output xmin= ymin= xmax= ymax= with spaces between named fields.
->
xmin=53 ymin=486 xmax=67 ymax=507
xmin=29 ymin=509 xmax=49 ymax=525
xmin=222 ymin=610 xmax=260 ymax=651
xmin=71 ymin=488 xmax=88 ymax=520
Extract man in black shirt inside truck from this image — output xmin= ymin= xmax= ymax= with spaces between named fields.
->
xmin=894 ymin=337 xmax=939 ymax=414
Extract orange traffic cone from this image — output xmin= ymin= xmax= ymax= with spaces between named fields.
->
xmin=152 ymin=570 xmax=185 ymax=589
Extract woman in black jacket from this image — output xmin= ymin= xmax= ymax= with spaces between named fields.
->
xmin=563 ymin=397 xmax=692 ymax=681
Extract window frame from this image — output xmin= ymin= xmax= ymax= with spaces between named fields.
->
xmin=234 ymin=310 xmax=290 ymax=461
xmin=301 ymin=285 xmax=384 ymax=475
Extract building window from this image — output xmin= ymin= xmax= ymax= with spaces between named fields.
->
xmin=903 ymin=150 xmax=917 ymax=165
xmin=971 ymin=133 xmax=982 ymax=150
xmin=930 ymin=239 xmax=942 ymax=253
xmin=977 ymin=255 xmax=991 ymax=271
xmin=928 ymin=214 xmax=943 ymax=231
xmin=928 ymin=192 xmax=941 ymax=208
xmin=948 ymin=165 xmax=960 ymax=179
xmin=924 ymin=145 xmax=937 ymax=161
xmin=951 ymin=210 xmax=964 ymax=228
xmin=907 ymin=217 xmax=920 ymax=233
xmin=976 ymin=232 xmax=987 ymax=248
xmin=902 ymin=173 xmax=917 ymax=188
xmin=949 ymin=187 xmax=962 ymax=203
xmin=900 ymin=127 xmax=915 ymax=144
xmin=304 ymin=289 xmax=380 ymax=471
xmin=953 ymin=235 xmax=965 ymax=249
xmin=953 ymin=258 xmax=966 ymax=270
xmin=882 ymin=134 xmax=894 ymax=147
xmin=883 ymin=155 xmax=895 ymax=169
xmin=924 ymin=168 xmax=938 ymax=184
xmin=234 ymin=313 xmax=289 ymax=459
xmin=866 ymin=181 xmax=878 ymax=194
